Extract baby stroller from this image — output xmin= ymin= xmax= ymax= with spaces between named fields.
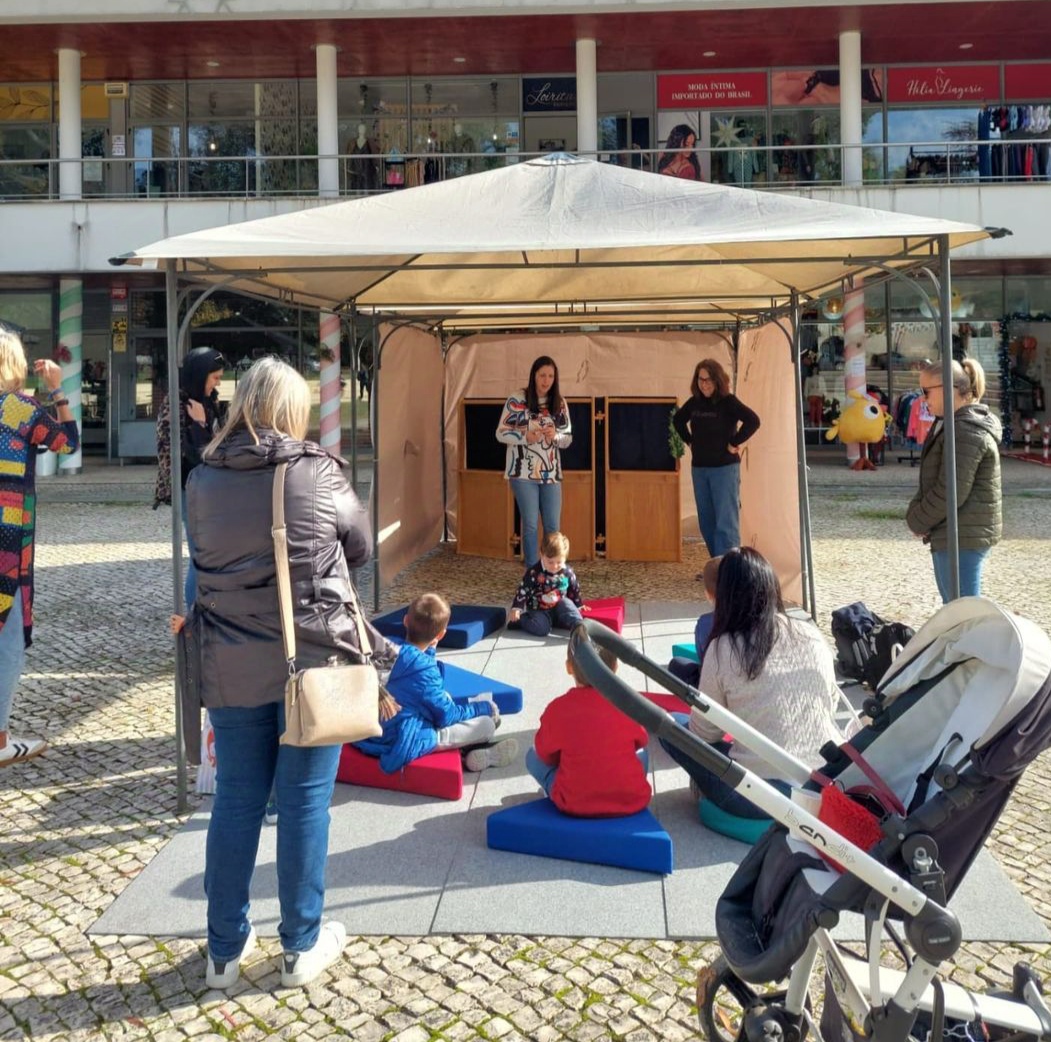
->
xmin=569 ymin=597 xmax=1051 ymax=1042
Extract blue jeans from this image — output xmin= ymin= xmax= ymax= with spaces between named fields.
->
xmin=690 ymin=464 xmax=741 ymax=557
xmin=659 ymin=714 xmax=788 ymax=820
xmin=0 ymin=589 xmax=25 ymax=732
xmin=181 ymin=492 xmax=197 ymax=610
xmin=519 ymin=598 xmax=583 ymax=637
xmin=205 ymin=702 xmax=341 ymax=959
xmin=931 ymin=548 xmax=990 ymax=603
xmin=526 ymin=745 xmax=649 ymax=797
xmin=511 ymin=479 xmax=562 ymax=567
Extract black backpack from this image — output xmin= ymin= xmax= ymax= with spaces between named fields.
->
xmin=830 ymin=602 xmax=883 ymax=681
xmin=861 ymin=621 xmax=916 ymax=691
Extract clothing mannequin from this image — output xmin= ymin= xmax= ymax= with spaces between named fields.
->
xmin=424 ymin=129 xmax=441 ymax=183
xmin=449 ymin=121 xmax=476 ymax=178
xmin=348 ymin=122 xmax=378 ymax=193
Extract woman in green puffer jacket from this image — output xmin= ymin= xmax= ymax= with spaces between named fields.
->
xmin=907 ymin=357 xmax=1002 ymax=602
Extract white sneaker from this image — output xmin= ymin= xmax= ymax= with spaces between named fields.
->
xmin=205 ymin=924 xmax=257 ymax=990
xmin=281 ymin=921 xmax=347 ymax=988
xmin=464 ymin=738 xmax=519 ymax=773
xmin=0 ymin=737 xmax=48 ymax=767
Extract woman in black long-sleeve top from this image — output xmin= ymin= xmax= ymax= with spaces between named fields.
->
xmin=673 ymin=358 xmax=760 ymax=571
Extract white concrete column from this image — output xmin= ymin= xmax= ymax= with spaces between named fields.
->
xmin=575 ymin=38 xmax=598 ymax=156
xmin=839 ymin=29 xmax=863 ymax=187
xmin=316 ymin=43 xmax=340 ymax=197
xmin=57 ymin=47 xmax=82 ymax=201
xmin=57 ymin=278 xmax=83 ymax=474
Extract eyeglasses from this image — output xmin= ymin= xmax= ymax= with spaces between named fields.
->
xmin=698 ymin=376 xmax=715 ymax=385
xmin=921 ymin=384 xmax=942 ymax=398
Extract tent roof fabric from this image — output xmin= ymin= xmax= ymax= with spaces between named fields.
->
xmin=113 ymin=153 xmax=989 ymax=325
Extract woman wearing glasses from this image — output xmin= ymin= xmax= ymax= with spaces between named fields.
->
xmin=907 ymin=358 xmax=1002 ymax=602
xmin=154 ymin=347 xmax=229 ymax=607
xmin=673 ymin=359 xmax=760 ymax=572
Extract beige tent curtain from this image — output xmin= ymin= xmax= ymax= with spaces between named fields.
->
xmin=376 ymin=324 xmax=445 ymax=586
xmin=736 ymin=322 xmax=802 ymax=604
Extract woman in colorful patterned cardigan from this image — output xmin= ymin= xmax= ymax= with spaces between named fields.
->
xmin=0 ymin=329 xmax=79 ymax=767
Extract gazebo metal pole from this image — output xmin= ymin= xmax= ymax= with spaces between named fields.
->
xmin=371 ymin=313 xmax=381 ymax=613
xmin=938 ymin=235 xmax=961 ymax=600
xmin=349 ymin=306 xmax=358 ymax=487
xmin=790 ymin=293 xmax=817 ymax=620
xmin=166 ymin=260 xmax=189 ymax=815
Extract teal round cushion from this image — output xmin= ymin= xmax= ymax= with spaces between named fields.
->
xmin=698 ymin=798 xmax=771 ymax=845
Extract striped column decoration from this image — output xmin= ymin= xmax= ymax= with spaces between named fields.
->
xmin=57 ymin=278 xmax=83 ymax=473
xmin=842 ymin=285 xmax=866 ymax=467
xmin=318 ymin=311 xmax=342 ymax=454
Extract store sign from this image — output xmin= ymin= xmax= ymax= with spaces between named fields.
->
xmin=522 ymin=77 xmax=576 ymax=113
xmin=1005 ymin=63 xmax=1051 ymax=101
xmin=110 ymin=282 xmax=127 ymax=301
xmin=657 ymin=72 xmax=768 ymax=109
xmin=886 ymin=65 xmax=1000 ymax=104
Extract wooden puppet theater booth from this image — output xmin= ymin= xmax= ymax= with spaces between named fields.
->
xmin=114 ymin=154 xmax=991 ymax=613
xmin=380 ymin=322 xmax=800 ymax=592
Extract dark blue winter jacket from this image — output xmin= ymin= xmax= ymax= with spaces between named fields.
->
xmin=354 ymin=643 xmax=493 ymax=773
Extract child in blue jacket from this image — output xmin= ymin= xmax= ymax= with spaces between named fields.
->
xmin=355 ymin=593 xmax=518 ymax=773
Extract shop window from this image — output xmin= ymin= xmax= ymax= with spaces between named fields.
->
xmin=130 ymin=82 xmax=187 ymax=121
xmin=187 ymin=120 xmax=299 ymax=194
xmin=0 ymin=124 xmax=51 ymax=197
xmin=886 ymin=107 xmax=980 ymax=182
xmin=132 ymin=125 xmax=182 ymax=196
xmin=1006 ymin=277 xmax=1051 ymax=318
xmin=769 ymin=107 xmax=883 ymax=184
xmin=188 ymin=80 xmax=298 ymax=120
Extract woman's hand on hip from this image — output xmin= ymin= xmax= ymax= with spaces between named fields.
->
xmin=727 ymin=443 xmax=740 ymax=456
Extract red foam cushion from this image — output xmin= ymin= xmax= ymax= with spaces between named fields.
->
xmin=582 ymin=596 xmax=626 ymax=634
xmin=643 ymin=691 xmax=684 ymax=714
xmin=336 ymin=745 xmax=463 ymax=801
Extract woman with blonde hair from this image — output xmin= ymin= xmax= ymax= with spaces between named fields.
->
xmin=0 ymin=328 xmax=78 ymax=766
xmin=907 ymin=357 xmax=1002 ymax=601
xmin=183 ymin=356 xmax=393 ymax=990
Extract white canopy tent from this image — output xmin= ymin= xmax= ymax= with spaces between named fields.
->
xmin=112 ymin=155 xmax=991 ymax=805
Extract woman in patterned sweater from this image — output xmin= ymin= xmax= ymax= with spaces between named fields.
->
xmin=0 ymin=329 xmax=79 ymax=767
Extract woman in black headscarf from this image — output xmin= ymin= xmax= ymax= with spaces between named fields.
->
xmin=154 ymin=347 xmax=228 ymax=606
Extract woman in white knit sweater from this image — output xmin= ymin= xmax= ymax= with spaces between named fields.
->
xmin=660 ymin=547 xmax=850 ymax=819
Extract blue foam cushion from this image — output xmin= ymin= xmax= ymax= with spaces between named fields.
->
xmin=372 ymin=604 xmax=506 ymax=650
xmin=671 ymin=642 xmax=699 ymax=662
xmin=439 ymin=660 xmax=524 ymax=715
xmin=698 ymin=799 xmax=771 ymax=845
xmin=487 ymin=797 xmax=673 ymax=874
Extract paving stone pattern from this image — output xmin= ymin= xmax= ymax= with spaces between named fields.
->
xmin=3 ymin=453 xmax=1051 ymax=1040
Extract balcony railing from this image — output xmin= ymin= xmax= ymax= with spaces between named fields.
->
xmin=2 ymin=140 xmax=1048 ymax=202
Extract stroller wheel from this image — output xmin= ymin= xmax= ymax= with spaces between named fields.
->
xmin=697 ymin=956 xmax=809 ymax=1042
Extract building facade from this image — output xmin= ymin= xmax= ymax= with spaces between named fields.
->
xmin=1 ymin=0 xmax=1050 ymax=461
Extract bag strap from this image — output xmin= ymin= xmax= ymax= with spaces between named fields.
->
xmin=272 ymin=462 xmax=297 ymax=670
xmin=811 ymin=744 xmax=907 ymax=818
xmin=271 ymin=461 xmax=374 ymax=674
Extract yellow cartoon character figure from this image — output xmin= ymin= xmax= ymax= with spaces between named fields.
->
xmin=825 ymin=390 xmax=892 ymax=470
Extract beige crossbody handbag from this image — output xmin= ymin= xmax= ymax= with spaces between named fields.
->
xmin=272 ymin=462 xmax=383 ymax=747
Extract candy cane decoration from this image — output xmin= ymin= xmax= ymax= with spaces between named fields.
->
xmin=1043 ymin=423 xmax=1050 ymax=461
xmin=57 ymin=278 xmax=83 ymax=473
xmin=842 ymin=285 xmax=866 ymax=465
xmin=318 ymin=310 xmax=342 ymax=454
xmin=1022 ymin=417 xmax=1033 ymax=454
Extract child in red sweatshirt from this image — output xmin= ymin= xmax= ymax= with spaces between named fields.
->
xmin=526 ymin=644 xmax=651 ymax=817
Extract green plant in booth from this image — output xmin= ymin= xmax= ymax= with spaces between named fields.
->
xmin=668 ymin=408 xmax=685 ymax=460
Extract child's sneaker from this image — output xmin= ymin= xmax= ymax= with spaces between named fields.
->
xmin=281 ymin=921 xmax=347 ymax=988
xmin=464 ymin=738 xmax=519 ymax=773
xmin=205 ymin=924 xmax=257 ymax=990
xmin=264 ymin=799 xmax=278 ymax=825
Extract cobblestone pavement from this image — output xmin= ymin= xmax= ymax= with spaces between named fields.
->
xmin=3 ymin=454 xmax=1051 ymax=1041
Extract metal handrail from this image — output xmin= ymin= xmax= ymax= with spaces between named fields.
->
xmin=1 ymin=138 xmax=1048 ymax=201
